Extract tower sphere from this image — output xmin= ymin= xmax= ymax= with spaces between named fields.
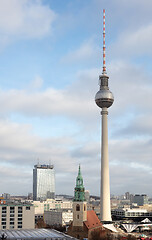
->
xmin=95 ymin=89 xmax=114 ymax=108
xmin=95 ymin=74 xmax=114 ymax=109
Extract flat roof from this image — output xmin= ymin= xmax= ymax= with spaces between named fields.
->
xmin=0 ymin=228 xmax=77 ymax=239
xmin=34 ymin=164 xmax=54 ymax=169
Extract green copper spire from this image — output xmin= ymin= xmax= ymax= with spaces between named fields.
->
xmin=74 ymin=165 xmax=86 ymax=202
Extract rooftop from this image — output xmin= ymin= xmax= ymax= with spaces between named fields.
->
xmin=84 ymin=210 xmax=103 ymax=230
xmin=0 ymin=228 xmax=77 ymax=240
xmin=34 ymin=164 xmax=54 ymax=169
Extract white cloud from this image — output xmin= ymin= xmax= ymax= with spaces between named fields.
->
xmin=110 ymin=24 xmax=152 ymax=57
xmin=0 ymin=83 xmax=96 ymax=120
xmin=61 ymin=39 xmax=98 ymax=63
xmin=29 ymin=75 xmax=43 ymax=89
xmin=0 ymin=118 xmax=80 ymax=194
xmin=0 ymin=0 xmax=56 ymax=47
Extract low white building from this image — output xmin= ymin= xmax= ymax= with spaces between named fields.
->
xmin=44 ymin=209 xmax=73 ymax=226
xmin=33 ymin=198 xmax=73 ymax=220
xmin=0 ymin=203 xmax=35 ymax=230
xmin=112 ymin=207 xmax=152 ymax=220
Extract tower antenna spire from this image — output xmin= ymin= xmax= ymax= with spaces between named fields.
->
xmin=102 ymin=9 xmax=106 ymax=74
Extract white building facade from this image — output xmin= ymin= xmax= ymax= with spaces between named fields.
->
xmin=44 ymin=209 xmax=73 ymax=226
xmin=33 ymin=199 xmax=73 ymax=221
xmin=112 ymin=208 xmax=152 ymax=220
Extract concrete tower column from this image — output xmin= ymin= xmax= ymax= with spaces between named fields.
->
xmin=101 ymin=107 xmax=112 ymax=221
xmin=95 ymin=10 xmax=114 ymax=223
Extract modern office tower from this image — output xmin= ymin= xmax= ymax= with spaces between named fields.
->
xmin=33 ymin=164 xmax=55 ymax=201
xmin=95 ymin=10 xmax=114 ymax=222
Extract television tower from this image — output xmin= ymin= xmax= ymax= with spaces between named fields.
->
xmin=95 ymin=9 xmax=114 ymax=222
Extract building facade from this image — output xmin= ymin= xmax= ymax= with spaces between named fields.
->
xmin=33 ymin=164 xmax=55 ymax=201
xmin=33 ymin=198 xmax=73 ymax=222
xmin=133 ymin=194 xmax=149 ymax=206
xmin=0 ymin=203 xmax=34 ymax=230
xmin=112 ymin=207 xmax=152 ymax=221
xmin=44 ymin=209 xmax=73 ymax=226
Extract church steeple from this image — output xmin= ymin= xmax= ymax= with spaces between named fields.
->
xmin=74 ymin=165 xmax=86 ymax=202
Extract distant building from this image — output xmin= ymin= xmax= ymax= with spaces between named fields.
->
xmin=85 ymin=190 xmax=90 ymax=203
xmin=125 ymin=192 xmax=130 ymax=200
xmin=33 ymin=198 xmax=73 ymax=222
xmin=133 ymin=194 xmax=149 ymax=206
xmin=44 ymin=209 xmax=73 ymax=226
xmin=130 ymin=194 xmax=134 ymax=204
xmin=0 ymin=202 xmax=34 ymax=230
xmin=27 ymin=193 xmax=33 ymax=200
xmin=2 ymin=193 xmax=10 ymax=200
xmin=33 ymin=164 xmax=55 ymax=201
xmin=112 ymin=207 xmax=152 ymax=221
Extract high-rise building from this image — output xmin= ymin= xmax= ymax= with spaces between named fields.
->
xmin=125 ymin=192 xmax=130 ymax=200
xmin=33 ymin=164 xmax=55 ymax=201
xmin=95 ymin=10 xmax=114 ymax=222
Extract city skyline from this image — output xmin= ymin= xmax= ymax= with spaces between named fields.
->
xmin=0 ymin=0 xmax=152 ymax=196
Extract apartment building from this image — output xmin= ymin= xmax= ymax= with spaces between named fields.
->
xmin=0 ymin=203 xmax=35 ymax=230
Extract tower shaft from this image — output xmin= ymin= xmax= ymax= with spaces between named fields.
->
xmin=95 ymin=10 xmax=114 ymax=223
xmin=100 ymin=107 xmax=112 ymax=221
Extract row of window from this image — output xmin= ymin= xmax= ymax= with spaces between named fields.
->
xmin=2 ymin=225 xmax=22 ymax=229
xmin=112 ymin=211 xmax=152 ymax=217
xmin=1 ymin=221 xmax=22 ymax=224
xmin=1 ymin=206 xmax=30 ymax=211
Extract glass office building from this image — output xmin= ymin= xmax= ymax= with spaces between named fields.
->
xmin=33 ymin=164 xmax=55 ymax=201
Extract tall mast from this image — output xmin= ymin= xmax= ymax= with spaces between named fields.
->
xmin=103 ymin=9 xmax=106 ymax=74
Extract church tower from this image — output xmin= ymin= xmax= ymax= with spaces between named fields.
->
xmin=73 ymin=165 xmax=87 ymax=227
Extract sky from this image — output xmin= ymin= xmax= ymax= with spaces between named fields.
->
xmin=0 ymin=0 xmax=152 ymax=197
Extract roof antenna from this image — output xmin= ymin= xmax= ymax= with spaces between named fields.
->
xmin=102 ymin=9 xmax=107 ymax=75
